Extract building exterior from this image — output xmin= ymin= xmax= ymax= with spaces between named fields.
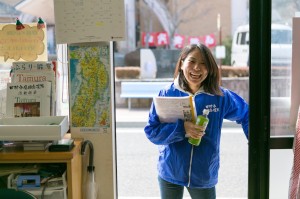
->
xmin=119 ymin=0 xmax=249 ymax=53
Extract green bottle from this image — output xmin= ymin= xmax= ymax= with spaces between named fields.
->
xmin=188 ymin=109 xmax=209 ymax=146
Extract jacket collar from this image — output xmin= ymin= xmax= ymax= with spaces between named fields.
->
xmin=173 ymin=76 xmax=214 ymax=96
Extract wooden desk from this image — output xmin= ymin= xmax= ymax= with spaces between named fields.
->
xmin=0 ymin=140 xmax=82 ymax=199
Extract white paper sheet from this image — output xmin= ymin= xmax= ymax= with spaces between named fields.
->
xmin=53 ymin=0 xmax=125 ymax=44
xmin=153 ymin=96 xmax=196 ymax=123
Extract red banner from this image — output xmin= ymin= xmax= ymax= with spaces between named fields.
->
xmin=174 ymin=34 xmax=185 ymax=49
xmin=156 ymin=32 xmax=169 ymax=46
xmin=141 ymin=32 xmax=157 ymax=47
xmin=204 ymin=34 xmax=216 ymax=48
xmin=141 ymin=32 xmax=217 ymax=48
xmin=188 ymin=36 xmax=201 ymax=45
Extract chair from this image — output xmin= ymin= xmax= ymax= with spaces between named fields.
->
xmin=0 ymin=188 xmax=37 ymax=199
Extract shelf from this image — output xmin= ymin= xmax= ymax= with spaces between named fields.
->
xmin=0 ymin=139 xmax=82 ymax=199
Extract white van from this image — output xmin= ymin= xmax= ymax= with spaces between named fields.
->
xmin=231 ymin=24 xmax=292 ymax=66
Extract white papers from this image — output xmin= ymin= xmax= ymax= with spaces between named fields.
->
xmin=6 ymin=82 xmax=52 ymax=117
xmin=53 ymin=0 xmax=125 ymax=44
xmin=10 ymin=62 xmax=56 ymax=116
xmin=153 ymin=96 xmax=196 ymax=123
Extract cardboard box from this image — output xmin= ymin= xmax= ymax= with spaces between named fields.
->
xmin=0 ymin=116 xmax=69 ymax=141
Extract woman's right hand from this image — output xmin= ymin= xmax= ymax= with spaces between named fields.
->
xmin=184 ymin=121 xmax=206 ymax=139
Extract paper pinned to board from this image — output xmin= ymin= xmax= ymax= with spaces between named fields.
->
xmin=153 ymin=96 xmax=196 ymax=123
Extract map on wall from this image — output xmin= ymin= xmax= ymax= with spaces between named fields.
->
xmin=69 ymin=42 xmax=111 ymax=133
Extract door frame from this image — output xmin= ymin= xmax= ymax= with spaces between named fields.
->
xmin=248 ymin=0 xmax=271 ymax=198
xmin=248 ymin=0 xmax=294 ymax=198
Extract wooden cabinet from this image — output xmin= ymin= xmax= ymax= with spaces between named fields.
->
xmin=0 ymin=140 xmax=82 ymax=199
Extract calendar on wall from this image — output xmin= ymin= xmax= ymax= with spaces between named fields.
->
xmin=53 ymin=0 xmax=125 ymax=44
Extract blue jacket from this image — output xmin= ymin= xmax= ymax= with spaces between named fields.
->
xmin=144 ymin=80 xmax=248 ymax=188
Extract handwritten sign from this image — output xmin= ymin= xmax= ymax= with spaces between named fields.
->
xmin=0 ymin=23 xmax=47 ymax=62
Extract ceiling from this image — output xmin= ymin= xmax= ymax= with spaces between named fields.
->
xmin=0 ymin=0 xmax=55 ymax=24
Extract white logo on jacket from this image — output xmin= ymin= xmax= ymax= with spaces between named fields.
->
xmin=205 ymin=104 xmax=219 ymax=113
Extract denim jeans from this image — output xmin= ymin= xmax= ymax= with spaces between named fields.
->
xmin=158 ymin=176 xmax=216 ymax=199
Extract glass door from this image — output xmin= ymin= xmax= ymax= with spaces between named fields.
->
xmin=269 ymin=1 xmax=298 ymax=198
xmin=248 ymin=0 xmax=300 ymax=198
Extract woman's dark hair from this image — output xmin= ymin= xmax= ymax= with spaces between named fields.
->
xmin=173 ymin=43 xmax=223 ymax=96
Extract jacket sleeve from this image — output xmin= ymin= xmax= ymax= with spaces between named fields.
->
xmin=223 ymin=89 xmax=249 ymax=139
xmin=144 ymin=102 xmax=187 ymax=145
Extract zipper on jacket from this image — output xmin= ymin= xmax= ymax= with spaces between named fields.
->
xmin=187 ymin=145 xmax=194 ymax=187
xmin=187 ymin=94 xmax=196 ymax=187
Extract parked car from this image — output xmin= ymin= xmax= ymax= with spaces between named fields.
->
xmin=231 ymin=23 xmax=292 ymax=67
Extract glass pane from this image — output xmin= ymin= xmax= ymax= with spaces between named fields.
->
xmin=270 ymin=1 xmax=297 ymax=137
xmin=117 ymin=0 xmax=249 ymax=198
xmin=0 ymin=1 xmax=251 ymax=198
xmin=55 ymin=44 xmax=69 ymax=117
xmin=270 ymin=1 xmax=300 ymax=198
xmin=270 ymin=149 xmax=293 ymax=198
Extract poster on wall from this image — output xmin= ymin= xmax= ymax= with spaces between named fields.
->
xmin=0 ymin=23 xmax=48 ymax=63
xmin=53 ymin=0 xmax=125 ymax=44
xmin=68 ymin=42 xmax=111 ymax=135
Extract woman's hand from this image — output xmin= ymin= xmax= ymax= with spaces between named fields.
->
xmin=184 ymin=121 xmax=206 ymax=139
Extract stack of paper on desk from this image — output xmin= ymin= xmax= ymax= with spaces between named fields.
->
xmin=23 ymin=141 xmax=52 ymax=151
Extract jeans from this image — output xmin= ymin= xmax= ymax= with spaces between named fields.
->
xmin=158 ymin=176 xmax=216 ymax=199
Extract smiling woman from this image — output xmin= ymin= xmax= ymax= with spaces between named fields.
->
xmin=144 ymin=43 xmax=249 ymax=199
xmin=174 ymin=44 xmax=223 ymax=96
xmin=180 ymin=49 xmax=208 ymax=94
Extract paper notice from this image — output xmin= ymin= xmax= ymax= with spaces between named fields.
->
xmin=0 ymin=23 xmax=47 ymax=62
xmin=153 ymin=96 xmax=196 ymax=123
xmin=53 ymin=0 xmax=125 ymax=44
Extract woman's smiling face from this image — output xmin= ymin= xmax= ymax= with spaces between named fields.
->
xmin=181 ymin=49 xmax=208 ymax=94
